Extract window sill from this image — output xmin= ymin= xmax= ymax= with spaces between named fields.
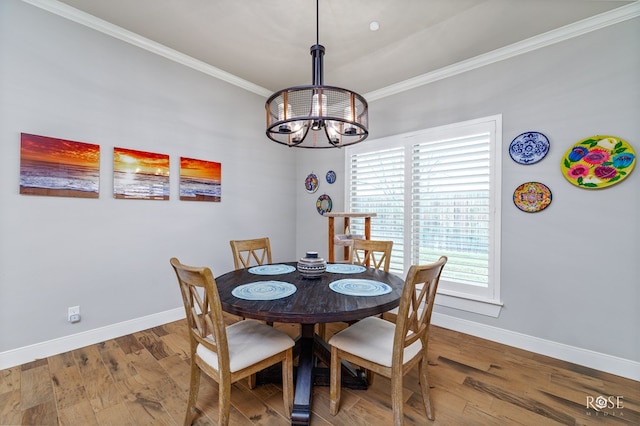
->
xmin=434 ymin=291 xmax=503 ymax=317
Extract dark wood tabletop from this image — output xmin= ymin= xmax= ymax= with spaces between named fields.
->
xmin=215 ymin=261 xmax=405 ymax=324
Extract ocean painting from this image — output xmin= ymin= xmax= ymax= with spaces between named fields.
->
xmin=180 ymin=157 xmax=221 ymax=202
xmin=113 ymin=147 xmax=170 ymax=200
xmin=20 ymin=133 xmax=100 ymax=198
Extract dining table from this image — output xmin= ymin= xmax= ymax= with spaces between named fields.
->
xmin=215 ymin=261 xmax=404 ymax=426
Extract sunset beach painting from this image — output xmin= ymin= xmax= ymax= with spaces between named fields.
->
xmin=180 ymin=157 xmax=221 ymax=202
xmin=113 ymin=147 xmax=170 ymax=200
xmin=20 ymin=133 xmax=100 ymax=198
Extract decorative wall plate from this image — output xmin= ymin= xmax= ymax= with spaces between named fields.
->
xmin=325 ymin=264 xmax=367 ymax=274
xmin=248 ymin=264 xmax=296 ymax=275
xmin=560 ymin=135 xmax=636 ymax=189
xmin=316 ymin=193 xmax=332 ymax=215
xmin=329 ymin=279 xmax=392 ymax=296
xmin=326 ymin=170 xmax=337 ymax=184
xmin=509 ymin=131 xmax=550 ymax=165
xmin=513 ymin=182 xmax=552 ymax=213
xmin=231 ymin=281 xmax=297 ymax=300
xmin=305 ymin=173 xmax=319 ymax=193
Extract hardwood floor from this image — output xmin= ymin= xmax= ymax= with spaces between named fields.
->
xmin=1 ymin=315 xmax=638 ymax=425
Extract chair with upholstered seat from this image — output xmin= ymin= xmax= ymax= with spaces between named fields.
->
xmin=328 ymin=256 xmax=447 ymax=425
xmin=229 ymin=237 xmax=272 ymax=270
xmin=319 ymin=238 xmax=394 ymax=340
xmin=349 ymin=238 xmax=393 ymax=271
xmin=170 ymin=257 xmax=294 ymax=426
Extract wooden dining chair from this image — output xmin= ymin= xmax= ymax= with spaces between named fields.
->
xmin=229 ymin=237 xmax=272 ymax=270
xmin=328 ymin=256 xmax=447 ymax=425
xmin=319 ymin=238 xmax=394 ymax=340
xmin=349 ymin=238 xmax=393 ymax=271
xmin=170 ymin=257 xmax=294 ymax=426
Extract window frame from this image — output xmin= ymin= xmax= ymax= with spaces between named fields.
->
xmin=345 ymin=115 xmax=503 ymax=317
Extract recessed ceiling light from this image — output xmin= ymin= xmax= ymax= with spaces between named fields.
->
xmin=369 ymin=21 xmax=380 ymax=32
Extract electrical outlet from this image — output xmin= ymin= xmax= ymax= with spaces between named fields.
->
xmin=68 ymin=306 xmax=81 ymax=323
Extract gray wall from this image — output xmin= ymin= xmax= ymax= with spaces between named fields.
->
xmin=0 ymin=0 xmax=296 ymax=352
xmin=297 ymin=17 xmax=640 ymax=363
xmin=1 ymin=0 xmax=638 ymax=375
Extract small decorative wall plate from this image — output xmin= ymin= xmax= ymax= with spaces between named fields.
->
xmin=316 ymin=193 xmax=332 ymax=215
xmin=513 ymin=182 xmax=552 ymax=213
xmin=560 ymin=135 xmax=636 ymax=189
xmin=326 ymin=170 xmax=337 ymax=184
xmin=305 ymin=173 xmax=319 ymax=193
xmin=509 ymin=131 xmax=550 ymax=165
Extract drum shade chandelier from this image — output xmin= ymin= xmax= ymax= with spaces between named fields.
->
xmin=265 ymin=0 xmax=368 ymax=148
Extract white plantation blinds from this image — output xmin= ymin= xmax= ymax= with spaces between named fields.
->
xmin=411 ymin=134 xmax=490 ymax=287
xmin=346 ymin=116 xmax=501 ymax=306
xmin=348 ymin=148 xmax=405 ymax=273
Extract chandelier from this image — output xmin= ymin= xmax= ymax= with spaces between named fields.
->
xmin=265 ymin=0 xmax=368 ymax=148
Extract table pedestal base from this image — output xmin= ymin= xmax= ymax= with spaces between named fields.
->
xmin=255 ymin=324 xmax=368 ymax=426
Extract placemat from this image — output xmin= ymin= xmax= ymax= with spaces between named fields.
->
xmin=329 ymin=279 xmax=392 ymax=296
xmin=248 ymin=264 xmax=296 ymax=275
xmin=325 ymin=264 xmax=367 ymax=274
xmin=232 ymin=281 xmax=297 ymax=300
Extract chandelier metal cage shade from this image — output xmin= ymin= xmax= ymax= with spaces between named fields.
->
xmin=265 ymin=3 xmax=368 ymax=148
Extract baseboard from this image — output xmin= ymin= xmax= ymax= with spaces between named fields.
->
xmin=0 ymin=308 xmax=185 ymax=370
xmin=2 ymin=309 xmax=638 ymax=381
xmin=432 ymin=312 xmax=640 ymax=381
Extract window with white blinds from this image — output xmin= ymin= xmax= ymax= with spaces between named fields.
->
xmin=346 ymin=116 xmax=502 ymax=310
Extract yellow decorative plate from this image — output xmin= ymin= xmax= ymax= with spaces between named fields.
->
xmin=560 ymin=135 xmax=635 ymax=189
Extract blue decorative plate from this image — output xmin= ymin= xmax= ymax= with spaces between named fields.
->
xmin=509 ymin=132 xmax=550 ymax=165
xmin=232 ymin=281 xmax=297 ymax=300
xmin=329 ymin=279 xmax=392 ymax=296
xmin=326 ymin=170 xmax=336 ymax=184
xmin=326 ymin=264 xmax=367 ymax=274
xmin=248 ymin=264 xmax=296 ymax=275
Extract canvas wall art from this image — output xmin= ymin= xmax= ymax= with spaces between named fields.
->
xmin=179 ymin=157 xmax=221 ymax=202
xmin=20 ymin=133 xmax=100 ymax=198
xmin=113 ymin=147 xmax=170 ymax=200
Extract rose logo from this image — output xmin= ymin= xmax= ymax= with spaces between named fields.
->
xmin=595 ymin=396 xmax=608 ymax=409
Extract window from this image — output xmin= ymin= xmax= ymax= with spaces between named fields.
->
xmin=346 ymin=116 xmax=502 ymax=316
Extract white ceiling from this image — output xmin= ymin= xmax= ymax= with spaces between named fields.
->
xmin=51 ymin=0 xmax=635 ymax=96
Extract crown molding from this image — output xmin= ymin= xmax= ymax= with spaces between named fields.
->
xmin=364 ymin=1 xmax=640 ymax=101
xmin=20 ymin=0 xmax=273 ymax=98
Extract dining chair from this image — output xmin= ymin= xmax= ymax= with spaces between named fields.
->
xmin=328 ymin=256 xmax=447 ymax=425
xmin=229 ymin=237 xmax=272 ymax=270
xmin=319 ymin=238 xmax=394 ymax=340
xmin=349 ymin=238 xmax=393 ymax=271
xmin=170 ymin=257 xmax=294 ymax=426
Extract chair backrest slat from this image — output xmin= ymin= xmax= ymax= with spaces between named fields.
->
xmin=350 ymin=239 xmax=393 ymax=272
xmin=393 ymin=256 xmax=447 ymax=363
xmin=230 ymin=238 xmax=273 ymax=270
xmin=170 ymin=257 xmax=230 ymax=370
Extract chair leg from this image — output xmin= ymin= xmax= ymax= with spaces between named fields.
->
xmin=281 ymin=349 xmax=294 ymax=418
xmin=248 ymin=374 xmax=257 ymax=389
xmin=390 ymin=372 xmax=404 ymax=426
xmin=184 ymin=362 xmax=201 ymax=426
xmin=419 ymin=359 xmax=435 ymax=420
xmin=365 ymin=368 xmax=375 ymax=386
xmin=317 ymin=323 xmax=326 ymax=340
xmin=329 ymin=346 xmax=341 ymax=415
xmin=218 ymin=379 xmax=232 ymax=426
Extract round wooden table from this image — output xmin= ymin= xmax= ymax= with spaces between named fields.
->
xmin=215 ymin=262 xmax=404 ymax=426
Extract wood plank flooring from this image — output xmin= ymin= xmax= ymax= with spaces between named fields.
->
xmin=1 ymin=315 xmax=638 ymax=425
